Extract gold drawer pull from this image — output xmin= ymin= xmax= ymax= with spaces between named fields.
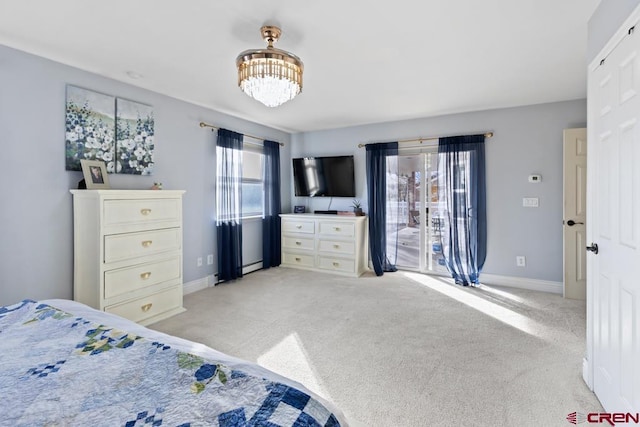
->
xmin=140 ymin=272 xmax=152 ymax=280
xmin=141 ymin=303 xmax=153 ymax=312
xmin=295 ymin=257 xmax=302 ymax=262
xmin=141 ymin=240 xmax=153 ymax=248
xmin=333 ymin=244 xmax=340 ymax=249
xmin=295 ymin=241 xmax=302 ymax=246
xmin=140 ymin=208 xmax=152 ymax=215
xmin=296 ymin=225 xmax=302 ymax=229
xmin=334 ymin=227 xmax=341 ymax=231
xmin=333 ymin=262 xmax=340 ymax=267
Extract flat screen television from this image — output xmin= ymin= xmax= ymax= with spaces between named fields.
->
xmin=292 ymin=155 xmax=355 ymax=197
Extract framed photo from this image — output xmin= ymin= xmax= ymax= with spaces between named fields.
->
xmin=80 ymin=159 xmax=110 ymax=189
xmin=294 ymin=205 xmax=306 ymax=213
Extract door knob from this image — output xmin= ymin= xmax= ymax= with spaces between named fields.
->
xmin=586 ymin=243 xmax=599 ymax=254
xmin=566 ymin=220 xmax=584 ymax=226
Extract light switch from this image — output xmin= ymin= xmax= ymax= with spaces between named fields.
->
xmin=523 ymin=197 xmax=539 ymax=207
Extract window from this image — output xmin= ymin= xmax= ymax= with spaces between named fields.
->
xmin=216 ymin=145 xmax=242 ymax=223
xmin=215 ymin=142 xmax=265 ymax=219
xmin=241 ymin=148 xmax=264 ymax=218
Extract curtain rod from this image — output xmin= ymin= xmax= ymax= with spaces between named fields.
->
xmin=357 ymin=132 xmax=494 ymax=148
xmin=199 ymin=122 xmax=285 ymax=146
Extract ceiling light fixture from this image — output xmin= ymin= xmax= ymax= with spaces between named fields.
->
xmin=236 ymin=25 xmax=303 ymax=108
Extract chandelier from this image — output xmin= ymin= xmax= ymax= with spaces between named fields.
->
xmin=236 ymin=26 xmax=304 ymax=108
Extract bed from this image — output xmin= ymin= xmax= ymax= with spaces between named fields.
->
xmin=0 ymin=299 xmax=347 ymax=426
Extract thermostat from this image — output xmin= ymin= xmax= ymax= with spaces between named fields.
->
xmin=528 ymin=174 xmax=542 ymax=183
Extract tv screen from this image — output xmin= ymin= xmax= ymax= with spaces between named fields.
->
xmin=292 ymin=155 xmax=355 ymax=197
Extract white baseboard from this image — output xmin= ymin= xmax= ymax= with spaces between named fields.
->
xmin=183 ymin=275 xmax=215 ymax=295
xmin=480 ymin=273 xmax=563 ymax=294
xmin=243 ymin=261 xmax=263 ymax=275
xmin=185 ymin=270 xmax=562 ymax=295
xmin=183 ymin=262 xmax=264 ymax=294
xmin=582 ymin=357 xmax=593 ymax=391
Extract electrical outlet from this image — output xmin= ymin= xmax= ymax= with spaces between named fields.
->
xmin=516 ymin=256 xmax=526 ymax=267
xmin=207 ymin=254 xmax=213 ymax=265
xmin=197 ymin=257 xmax=203 ymax=267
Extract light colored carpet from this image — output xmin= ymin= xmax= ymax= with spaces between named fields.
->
xmin=150 ymin=267 xmax=603 ymax=427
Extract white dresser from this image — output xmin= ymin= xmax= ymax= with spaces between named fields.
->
xmin=280 ymin=213 xmax=368 ymax=277
xmin=70 ymin=190 xmax=186 ymax=325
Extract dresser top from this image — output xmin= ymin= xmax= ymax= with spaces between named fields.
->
xmin=280 ymin=213 xmax=366 ymax=221
xmin=70 ymin=189 xmax=185 ymax=198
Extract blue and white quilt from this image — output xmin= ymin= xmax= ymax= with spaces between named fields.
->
xmin=0 ymin=300 xmax=340 ymax=427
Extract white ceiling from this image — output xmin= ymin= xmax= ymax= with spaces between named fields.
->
xmin=0 ymin=0 xmax=600 ymax=133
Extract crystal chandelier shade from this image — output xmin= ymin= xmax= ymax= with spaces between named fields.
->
xmin=236 ymin=26 xmax=303 ymax=108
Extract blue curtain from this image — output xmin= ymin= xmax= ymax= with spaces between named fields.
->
xmin=216 ymin=128 xmax=243 ymax=282
xmin=437 ymin=135 xmax=487 ymax=285
xmin=366 ymin=142 xmax=399 ymax=276
xmin=262 ymin=140 xmax=281 ymax=269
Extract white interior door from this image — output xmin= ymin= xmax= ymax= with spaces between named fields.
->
xmin=588 ymin=23 xmax=640 ymax=413
xmin=563 ymin=128 xmax=587 ymax=300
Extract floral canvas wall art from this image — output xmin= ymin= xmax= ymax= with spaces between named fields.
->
xmin=116 ymin=98 xmax=154 ymax=175
xmin=65 ymin=86 xmax=116 ymax=171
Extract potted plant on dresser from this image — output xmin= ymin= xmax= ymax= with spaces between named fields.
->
xmin=352 ymin=199 xmax=364 ymax=216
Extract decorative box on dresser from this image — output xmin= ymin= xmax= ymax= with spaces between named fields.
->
xmin=280 ymin=213 xmax=368 ymax=277
xmin=70 ymin=190 xmax=186 ymax=325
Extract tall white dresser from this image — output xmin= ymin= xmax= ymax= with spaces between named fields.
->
xmin=280 ymin=213 xmax=368 ymax=277
xmin=70 ymin=190 xmax=186 ymax=325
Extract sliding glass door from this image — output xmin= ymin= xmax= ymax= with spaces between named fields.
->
xmin=389 ymin=150 xmax=447 ymax=273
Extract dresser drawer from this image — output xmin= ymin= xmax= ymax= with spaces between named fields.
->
xmin=318 ymin=256 xmax=355 ymax=273
xmin=282 ymin=235 xmax=315 ymax=251
xmin=318 ymin=221 xmax=355 ymax=237
xmin=104 ymin=228 xmax=181 ymax=263
xmin=283 ymin=219 xmax=315 ymax=234
xmin=104 ymin=256 xmax=181 ymax=299
xmin=105 ymin=285 xmax=182 ymax=323
xmin=282 ymin=252 xmax=315 ymax=267
xmin=318 ymin=239 xmax=355 ymax=255
xmin=103 ymin=198 xmax=181 ymax=228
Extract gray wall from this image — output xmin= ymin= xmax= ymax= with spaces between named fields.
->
xmin=290 ymin=100 xmax=586 ymax=282
xmin=588 ymin=0 xmax=640 ymax=62
xmin=0 ymin=29 xmax=594 ymax=304
xmin=0 ymin=44 xmax=291 ymax=306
